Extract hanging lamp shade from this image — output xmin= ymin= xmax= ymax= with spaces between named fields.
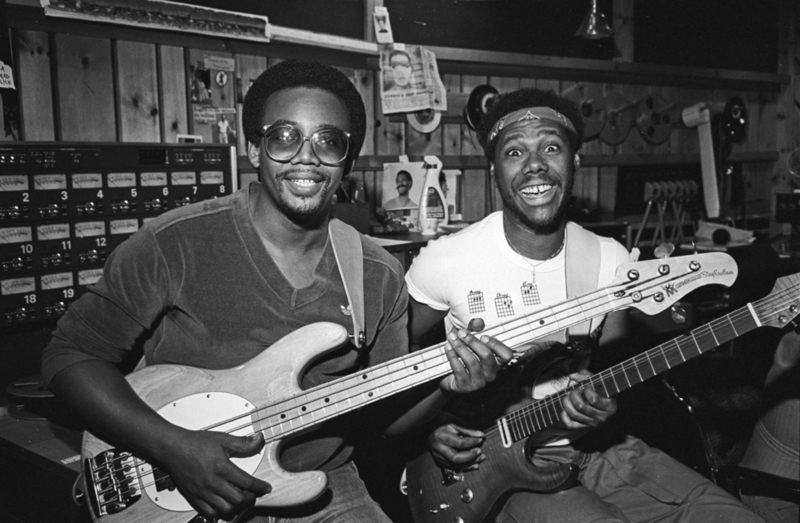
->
xmin=575 ymin=0 xmax=613 ymax=40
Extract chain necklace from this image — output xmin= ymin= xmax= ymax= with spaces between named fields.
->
xmin=504 ymin=229 xmax=566 ymax=306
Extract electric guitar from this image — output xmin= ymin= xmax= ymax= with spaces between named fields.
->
xmin=79 ymin=252 xmax=736 ymax=522
xmin=406 ymin=271 xmax=800 ymax=523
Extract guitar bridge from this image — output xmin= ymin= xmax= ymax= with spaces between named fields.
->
xmin=440 ymin=466 xmax=464 ymax=487
xmin=84 ymin=449 xmax=142 ymax=518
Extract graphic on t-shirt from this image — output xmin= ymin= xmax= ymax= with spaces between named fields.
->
xmin=494 ymin=293 xmax=514 ymax=318
xmin=467 ymin=290 xmax=485 ymax=314
xmin=521 ymin=281 xmax=541 ymax=306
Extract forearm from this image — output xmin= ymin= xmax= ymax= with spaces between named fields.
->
xmin=49 ymin=359 xmax=184 ymax=462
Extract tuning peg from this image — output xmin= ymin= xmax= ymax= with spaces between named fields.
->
xmin=671 ymin=305 xmax=687 ymax=324
xmin=654 ymin=243 xmax=675 ymax=259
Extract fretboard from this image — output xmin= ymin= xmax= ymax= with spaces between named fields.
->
xmin=251 ymin=282 xmax=634 ymax=440
xmin=498 ymin=301 xmax=764 ymax=444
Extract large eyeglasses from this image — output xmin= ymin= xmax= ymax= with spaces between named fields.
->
xmin=258 ymin=123 xmax=351 ymax=166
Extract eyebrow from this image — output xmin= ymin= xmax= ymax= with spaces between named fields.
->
xmin=500 ymin=127 xmax=563 ymax=144
xmin=267 ymin=119 xmax=345 ymax=133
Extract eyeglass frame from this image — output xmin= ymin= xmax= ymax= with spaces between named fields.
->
xmin=256 ymin=123 xmax=352 ymax=167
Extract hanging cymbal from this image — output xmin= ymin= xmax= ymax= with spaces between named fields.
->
xmin=635 ymin=93 xmax=677 ymax=145
xmin=562 ymin=82 xmax=606 ymax=141
xmin=600 ymin=90 xmax=635 ymax=146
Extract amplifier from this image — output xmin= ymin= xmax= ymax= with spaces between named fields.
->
xmin=0 ymin=143 xmax=238 ymax=331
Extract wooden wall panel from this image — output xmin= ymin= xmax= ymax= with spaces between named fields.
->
xmin=55 ymin=34 xmax=115 ymax=141
xmin=116 ymin=40 xmax=160 ymax=143
xmin=14 ymin=30 xmax=54 ymax=141
xmin=234 ymin=53 xmax=267 ymax=155
xmin=159 ymin=45 xmax=188 ymax=144
xmin=354 ymin=68 xmax=376 ymax=156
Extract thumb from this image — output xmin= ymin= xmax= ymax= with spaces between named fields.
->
xmin=467 ymin=318 xmax=485 ymax=332
xmin=225 ymin=431 xmax=266 ymax=458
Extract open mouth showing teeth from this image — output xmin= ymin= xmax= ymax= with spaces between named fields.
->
xmin=288 ymin=179 xmax=319 ymax=187
xmin=520 ymin=184 xmax=554 ymax=196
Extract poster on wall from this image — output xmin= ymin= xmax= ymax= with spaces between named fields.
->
xmin=379 ymin=44 xmax=446 ymax=115
xmin=0 ymin=0 xmax=19 ymax=141
xmin=190 ymin=54 xmax=237 ymax=144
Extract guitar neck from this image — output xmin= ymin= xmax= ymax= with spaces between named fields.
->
xmin=497 ymin=300 xmax=768 ymax=445
xmin=253 ymin=284 xmax=628 ymax=441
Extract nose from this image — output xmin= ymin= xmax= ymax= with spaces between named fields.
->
xmin=525 ymin=151 xmax=548 ymax=174
xmin=291 ymin=137 xmax=321 ymax=166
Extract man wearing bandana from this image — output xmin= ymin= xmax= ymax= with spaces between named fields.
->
xmin=404 ymin=88 xmax=761 ymax=522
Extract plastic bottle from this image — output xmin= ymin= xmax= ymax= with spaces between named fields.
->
xmin=417 ymin=156 xmax=448 ymax=235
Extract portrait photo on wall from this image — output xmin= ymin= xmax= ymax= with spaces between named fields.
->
xmin=190 ymin=62 xmax=211 ymax=105
xmin=381 ymin=160 xmax=426 ymax=223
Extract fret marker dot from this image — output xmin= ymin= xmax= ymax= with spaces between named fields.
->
xmin=413 ymin=365 xmax=419 ymax=371
xmin=325 ymin=398 xmax=330 ymax=403
xmin=302 ymin=406 xmax=307 ymax=412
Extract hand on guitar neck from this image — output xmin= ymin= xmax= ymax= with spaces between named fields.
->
xmin=427 ymin=368 xmax=616 ymax=472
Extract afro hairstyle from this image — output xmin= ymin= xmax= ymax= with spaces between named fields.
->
xmin=243 ymin=60 xmax=367 ymax=163
xmin=475 ymin=88 xmax=585 ymax=162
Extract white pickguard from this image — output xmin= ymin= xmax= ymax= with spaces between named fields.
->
xmin=141 ymin=392 xmax=265 ymax=512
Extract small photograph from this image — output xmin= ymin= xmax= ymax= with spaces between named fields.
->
xmin=214 ymin=113 xmax=236 ymax=144
xmin=176 ymin=134 xmax=203 ymax=144
xmin=380 ymin=47 xmax=424 ymax=95
xmin=373 ymin=7 xmax=394 ymax=44
xmin=440 ymin=169 xmax=460 ymax=217
xmin=382 ymin=161 xmax=427 ymax=220
xmin=190 ymin=62 xmax=211 ymax=105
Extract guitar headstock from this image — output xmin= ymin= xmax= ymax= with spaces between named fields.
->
xmin=754 ymin=272 xmax=800 ymax=329
xmin=612 ymin=252 xmax=737 ymax=316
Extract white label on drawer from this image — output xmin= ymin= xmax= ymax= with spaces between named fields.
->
xmin=74 ymin=221 xmax=106 ymax=238
xmin=107 ymin=172 xmax=136 ymax=187
xmin=1 ymin=277 xmax=35 ymax=295
xmin=0 ymin=226 xmax=32 ymax=244
xmin=171 ymin=171 xmax=196 ymax=185
xmin=141 ymin=172 xmax=167 ymax=186
xmin=78 ymin=268 xmax=103 ymax=286
xmin=41 ymin=272 xmax=74 ymax=290
xmin=33 ymin=174 xmax=67 ymax=190
xmin=72 ymin=173 xmax=103 ymax=189
xmin=200 ymin=171 xmax=224 ymax=184
xmin=0 ymin=175 xmax=29 ymax=192
xmin=37 ymin=223 xmax=70 ymax=240
xmin=110 ymin=219 xmax=139 ymax=235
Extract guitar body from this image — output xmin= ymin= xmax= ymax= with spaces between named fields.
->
xmin=81 ymin=322 xmax=350 ymax=523
xmin=407 ymin=434 xmax=578 ymax=523
xmin=407 ymin=344 xmax=581 ymax=523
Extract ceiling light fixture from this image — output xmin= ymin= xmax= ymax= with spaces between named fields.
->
xmin=575 ymin=0 xmax=614 ymax=40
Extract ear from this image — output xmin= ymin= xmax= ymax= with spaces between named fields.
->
xmin=573 ymin=153 xmax=581 ymax=170
xmin=247 ymin=142 xmax=260 ymax=169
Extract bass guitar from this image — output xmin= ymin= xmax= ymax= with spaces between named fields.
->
xmin=79 ymin=252 xmax=736 ymax=522
xmin=406 ymin=271 xmax=800 ymax=523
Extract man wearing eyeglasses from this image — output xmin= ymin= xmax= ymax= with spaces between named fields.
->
xmin=41 ymin=60 xmax=511 ymax=523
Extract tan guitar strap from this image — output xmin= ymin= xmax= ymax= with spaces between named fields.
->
xmin=565 ymin=223 xmax=602 ymax=343
xmin=329 ymin=218 xmax=366 ymax=348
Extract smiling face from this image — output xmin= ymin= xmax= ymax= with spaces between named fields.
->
xmin=250 ymin=87 xmax=350 ymax=222
xmin=396 ymin=171 xmax=412 ymax=196
xmin=492 ymin=117 xmax=578 ymax=233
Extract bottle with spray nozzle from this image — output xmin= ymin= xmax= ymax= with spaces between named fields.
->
xmin=417 ymin=155 xmax=448 ymax=235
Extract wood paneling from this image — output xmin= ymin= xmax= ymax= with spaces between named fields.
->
xmin=14 ymin=30 xmax=54 ymax=141
xmin=116 ymin=40 xmax=160 ymax=142
xmin=160 ymin=45 xmax=189 ymax=144
xmin=55 ymin=34 xmax=115 ymax=141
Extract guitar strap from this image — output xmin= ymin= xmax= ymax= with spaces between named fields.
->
xmin=329 ymin=217 xmax=366 ymax=348
xmin=565 ymin=222 xmax=602 ymax=346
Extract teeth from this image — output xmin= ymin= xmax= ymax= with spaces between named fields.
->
xmin=521 ymin=184 xmax=553 ymax=196
xmin=289 ymin=179 xmax=317 ymax=187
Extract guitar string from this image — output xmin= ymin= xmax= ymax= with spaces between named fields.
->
xmin=91 ymin=270 xmax=741 ymax=502
xmin=491 ymin=288 xmax=796 ymax=442
xmin=92 ymin=269 xmax=718 ymax=501
xmin=497 ymin=302 xmax=772 ymax=436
